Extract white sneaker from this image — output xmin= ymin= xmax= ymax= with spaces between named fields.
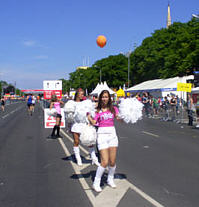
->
xmin=92 ymin=183 xmax=102 ymax=192
xmin=107 ymin=179 xmax=116 ymax=188
xmin=196 ymin=124 xmax=199 ymax=128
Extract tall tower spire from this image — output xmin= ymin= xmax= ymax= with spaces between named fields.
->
xmin=167 ymin=2 xmax=171 ymax=28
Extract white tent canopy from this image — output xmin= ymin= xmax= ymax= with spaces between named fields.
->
xmin=192 ymin=87 xmax=199 ymax=94
xmin=125 ymin=75 xmax=194 ymax=101
xmin=90 ymin=81 xmax=115 ymax=96
xmin=126 ymin=75 xmax=194 ymax=93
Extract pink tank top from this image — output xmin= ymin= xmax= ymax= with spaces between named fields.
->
xmin=54 ymin=102 xmax=61 ymax=114
xmin=94 ymin=106 xmax=119 ymax=127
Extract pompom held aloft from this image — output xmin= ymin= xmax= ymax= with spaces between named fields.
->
xmin=118 ymin=98 xmax=143 ymax=124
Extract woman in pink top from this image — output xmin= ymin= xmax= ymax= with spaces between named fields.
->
xmin=87 ymin=90 xmax=120 ymax=192
xmin=48 ymin=95 xmax=64 ymax=138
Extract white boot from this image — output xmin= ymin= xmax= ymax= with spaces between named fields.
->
xmin=73 ymin=146 xmax=82 ymax=166
xmin=92 ymin=166 xmax=105 ymax=192
xmin=107 ymin=175 xmax=116 ymax=188
xmin=107 ymin=165 xmax=116 ymax=188
xmin=92 ymin=177 xmax=102 ymax=192
xmin=89 ymin=147 xmax=100 ymax=166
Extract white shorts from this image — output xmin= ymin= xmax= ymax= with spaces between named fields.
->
xmin=97 ymin=127 xmax=118 ymax=150
xmin=71 ymin=123 xmax=86 ymax=134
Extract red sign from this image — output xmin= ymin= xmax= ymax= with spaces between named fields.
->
xmin=44 ymin=109 xmax=65 ymax=128
xmin=44 ymin=90 xmax=62 ymax=99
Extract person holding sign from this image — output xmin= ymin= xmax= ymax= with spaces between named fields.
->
xmin=48 ymin=95 xmax=64 ymax=138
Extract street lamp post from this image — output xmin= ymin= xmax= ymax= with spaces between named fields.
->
xmin=128 ymin=53 xmax=130 ymax=88
xmin=94 ymin=65 xmax=101 ymax=83
xmin=100 ymin=68 xmax=102 ymax=83
xmin=125 ymin=43 xmax=136 ymax=88
xmin=125 ymin=51 xmax=131 ymax=88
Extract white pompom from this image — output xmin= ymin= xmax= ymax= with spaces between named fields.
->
xmin=65 ymin=112 xmax=74 ymax=123
xmin=47 ymin=108 xmax=57 ymax=117
xmin=64 ymin=100 xmax=76 ymax=112
xmin=74 ymin=100 xmax=95 ymax=123
xmin=118 ymin=98 xmax=144 ymax=124
xmin=79 ymin=125 xmax=97 ymax=146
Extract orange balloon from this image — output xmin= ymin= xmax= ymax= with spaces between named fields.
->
xmin=96 ymin=35 xmax=107 ymax=48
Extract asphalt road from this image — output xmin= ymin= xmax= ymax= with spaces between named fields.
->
xmin=0 ymin=102 xmax=199 ymax=207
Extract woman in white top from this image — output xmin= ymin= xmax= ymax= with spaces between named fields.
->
xmin=71 ymin=88 xmax=99 ymax=166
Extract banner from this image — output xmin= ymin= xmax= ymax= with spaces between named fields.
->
xmin=177 ymin=83 xmax=192 ymax=92
xmin=43 ymin=90 xmax=62 ymax=99
xmin=43 ymin=80 xmax=62 ymax=90
xmin=44 ymin=108 xmax=65 ymax=128
xmin=43 ymin=80 xmax=62 ymax=99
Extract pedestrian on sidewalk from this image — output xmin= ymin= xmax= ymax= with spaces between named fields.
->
xmin=142 ymin=92 xmax=150 ymax=117
xmin=187 ymin=93 xmax=194 ymax=126
xmin=1 ymin=97 xmax=5 ymax=112
xmin=48 ymin=94 xmax=64 ymax=138
xmin=26 ymin=94 xmax=33 ymax=116
xmin=71 ymin=88 xmax=99 ymax=166
xmin=170 ymin=95 xmax=177 ymax=121
xmin=195 ymin=96 xmax=199 ymax=128
xmin=87 ymin=90 xmax=121 ymax=192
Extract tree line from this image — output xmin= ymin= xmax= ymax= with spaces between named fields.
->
xmin=0 ymin=81 xmax=21 ymax=96
xmin=58 ymin=18 xmax=198 ymax=93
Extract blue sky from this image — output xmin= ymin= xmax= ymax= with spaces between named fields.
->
xmin=0 ymin=0 xmax=198 ymax=89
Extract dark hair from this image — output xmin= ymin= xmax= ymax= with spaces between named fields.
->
xmin=97 ymin=90 xmax=115 ymax=115
xmin=74 ymin=88 xmax=84 ymax=101
xmin=51 ymin=94 xmax=57 ymax=102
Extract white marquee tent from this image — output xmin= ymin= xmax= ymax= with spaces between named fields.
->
xmin=126 ymin=75 xmax=194 ymax=99
xmin=90 ymin=81 xmax=115 ymax=96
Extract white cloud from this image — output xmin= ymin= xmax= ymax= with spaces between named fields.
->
xmin=23 ymin=40 xmax=36 ymax=47
xmin=22 ymin=40 xmax=49 ymax=49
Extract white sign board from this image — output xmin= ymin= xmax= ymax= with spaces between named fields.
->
xmin=43 ymin=80 xmax=62 ymax=90
xmin=44 ymin=108 xmax=65 ymax=128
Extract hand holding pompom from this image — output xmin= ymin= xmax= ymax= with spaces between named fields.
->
xmin=64 ymin=100 xmax=76 ymax=113
xmin=47 ymin=108 xmax=57 ymax=117
xmin=74 ymin=100 xmax=95 ymax=123
xmin=118 ymin=98 xmax=144 ymax=124
xmin=79 ymin=125 xmax=97 ymax=146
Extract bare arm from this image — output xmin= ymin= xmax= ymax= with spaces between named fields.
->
xmin=58 ymin=99 xmax=64 ymax=105
xmin=115 ymin=114 xmax=123 ymax=122
xmin=87 ymin=114 xmax=97 ymax=125
xmin=50 ymin=102 xmax=54 ymax=110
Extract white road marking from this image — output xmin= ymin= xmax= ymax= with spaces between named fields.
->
xmin=142 ymin=131 xmax=159 ymax=138
xmin=2 ymin=106 xmax=23 ymax=119
xmin=60 ymin=129 xmax=165 ymax=207
xmin=58 ymin=138 xmax=96 ymax=204
xmin=61 ymin=129 xmax=90 ymax=155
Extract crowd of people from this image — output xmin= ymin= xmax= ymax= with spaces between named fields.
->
xmin=134 ymin=92 xmax=199 ymax=127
